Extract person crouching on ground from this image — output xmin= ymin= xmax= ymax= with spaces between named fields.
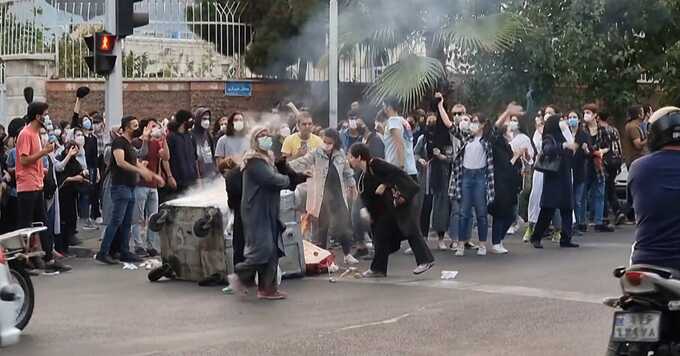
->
xmin=227 ymin=126 xmax=307 ymax=300
xmin=347 ymin=143 xmax=434 ymax=278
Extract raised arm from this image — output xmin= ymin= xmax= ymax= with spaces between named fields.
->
xmin=435 ymin=92 xmax=454 ymax=129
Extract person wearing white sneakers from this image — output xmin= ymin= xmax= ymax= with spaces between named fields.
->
xmin=488 ymin=104 xmax=527 ymax=254
xmin=438 ymin=106 xmax=498 ymax=257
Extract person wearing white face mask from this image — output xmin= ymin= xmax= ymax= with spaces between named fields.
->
xmin=439 ymin=103 xmax=500 ymax=256
xmin=81 ymin=117 xmax=101 ymax=230
xmin=191 ymin=107 xmax=217 ymax=180
xmin=289 ymin=128 xmax=361 ymax=264
xmin=71 ymin=128 xmax=95 ymax=232
xmin=215 ymin=111 xmax=250 ymax=173
xmin=228 ymin=126 xmax=307 ymax=300
xmin=131 ymin=118 xmax=171 ymax=257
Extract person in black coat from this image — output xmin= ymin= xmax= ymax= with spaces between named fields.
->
xmin=489 ymin=108 xmax=525 ymax=253
xmin=348 ymin=143 xmax=434 ymax=278
xmin=530 ymin=115 xmax=579 ymax=248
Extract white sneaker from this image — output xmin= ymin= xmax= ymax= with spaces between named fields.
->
xmin=507 ymin=226 xmax=517 ymax=235
xmin=477 ymin=246 xmax=487 ymax=256
xmin=344 ymin=254 xmax=359 ymax=265
xmin=454 ymin=246 xmax=465 ymax=256
xmin=438 ymin=241 xmax=449 ymax=251
xmin=491 ymin=244 xmax=509 ymax=254
xmin=403 ymin=248 xmax=414 ymax=255
xmin=95 ymin=217 xmax=104 ymax=225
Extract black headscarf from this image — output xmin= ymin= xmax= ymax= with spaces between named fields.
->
xmin=543 ymin=114 xmax=565 ymax=143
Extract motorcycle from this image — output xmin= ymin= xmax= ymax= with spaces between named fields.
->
xmin=604 ymin=264 xmax=680 ymax=356
xmin=0 ymin=227 xmax=43 ymax=347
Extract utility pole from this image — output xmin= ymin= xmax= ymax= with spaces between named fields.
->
xmin=329 ymin=0 xmax=338 ymax=129
xmin=104 ymin=0 xmax=123 ymax=130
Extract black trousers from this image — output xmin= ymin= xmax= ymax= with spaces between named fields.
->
xmin=531 ymin=207 xmax=573 ymax=244
xmin=0 ymin=195 xmax=17 ymax=234
xmin=17 ymin=190 xmax=53 ymax=261
xmin=370 ymin=218 xmax=434 ymax=274
xmin=420 ymin=194 xmax=433 ymax=237
xmin=604 ymin=166 xmax=622 ymax=216
xmin=235 ymin=255 xmax=278 ymax=292
xmin=314 ymin=197 xmax=353 ymax=255
xmin=232 ymin=211 xmax=245 ymax=266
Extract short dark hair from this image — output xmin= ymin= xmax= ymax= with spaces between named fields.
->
xmin=175 ymin=110 xmax=193 ymax=124
xmin=140 ymin=118 xmax=158 ymax=130
xmin=121 ymin=116 xmax=137 ymax=130
xmin=583 ymin=103 xmax=599 ymax=114
xmin=349 ymin=143 xmax=371 ymax=161
xmin=27 ymin=102 xmax=48 ymax=122
xmin=628 ymin=105 xmax=643 ymax=120
xmin=383 ymin=97 xmax=401 ymax=112
xmin=322 ymin=128 xmax=342 ymax=150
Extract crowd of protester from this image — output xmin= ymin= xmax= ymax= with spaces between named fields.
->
xmin=0 ymin=86 xmax=654 ymax=298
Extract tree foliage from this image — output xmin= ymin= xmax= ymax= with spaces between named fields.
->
xmin=463 ymin=0 xmax=680 ymax=120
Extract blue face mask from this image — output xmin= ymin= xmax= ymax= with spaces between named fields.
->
xmin=83 ymin=119 xmax=93 ymax=130
xmin=257 ymin=136 xmax=273 ymax=151
xmin=568 ymin=117 xmax=579 ymax=128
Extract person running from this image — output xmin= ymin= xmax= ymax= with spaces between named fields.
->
xmin=348 ymin=143 xmax=434 ymax=278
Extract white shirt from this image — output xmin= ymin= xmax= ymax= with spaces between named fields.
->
xmin=463 ymin=137 xmax=486 ymax=169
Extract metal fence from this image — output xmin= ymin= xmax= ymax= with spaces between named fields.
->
xmin=1 ymin=0 xmax=386 ymax=82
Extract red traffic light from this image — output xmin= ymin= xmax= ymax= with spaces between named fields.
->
xmin=99 ymin=34 xmax=115 ymax=53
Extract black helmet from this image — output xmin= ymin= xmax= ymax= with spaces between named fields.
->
xmin=648 ymin=106 xmax=680 ymax=152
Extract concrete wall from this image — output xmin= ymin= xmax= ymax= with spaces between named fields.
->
xmin=1 ymin=54 xmax=55 ymax=125
xmin=45 ymin=79 xmax=368 ymax=127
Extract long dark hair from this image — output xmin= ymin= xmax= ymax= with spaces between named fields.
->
xmin=543 ymin=114 xmax=565 ymax=141
xmin=225 ymin=111 xmax=244 ymax=137
xmin=474 ymin=113 xmax=493 ymax=138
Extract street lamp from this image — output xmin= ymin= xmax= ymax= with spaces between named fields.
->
xmin=329 ymin=0 xmax=338 ymax=129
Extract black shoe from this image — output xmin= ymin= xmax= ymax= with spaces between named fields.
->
xmin=134 ymin=247 xmax=149 ymax=257
xmin=95 ymin=254 xmax=119 ymax=265
xmin=111 ymin=252 xmax=121 ymax=260
xmin=45 ymin=260 xmax=72 ymax=272
xmin=560 ymin=242 xmax=580 ymax=248
xmin=148 ymin=263 xmax=174 ymax=282
xmin=146 ymin=248 xmax=159 ymax=257
xmin=595 ymin=224 xmax=615 ymax=233
xmin=353 ymin=248 xmax=369 ymax=258
xmin=530 ymin=240 xmax=543 ymax=249
xmin=120 ymin=254 xmax=144 ymax=263
xmin=578 ymin=224 xmax=588 ymax=232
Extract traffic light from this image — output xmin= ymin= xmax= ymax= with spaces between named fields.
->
xmin=116 ymin=0 xmax=149 ymax=38
xmin=84 ymin=31 xmax=117 ymax=76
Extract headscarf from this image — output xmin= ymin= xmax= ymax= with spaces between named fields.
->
xmin=241 ymin=126 xmax=274 ymax=170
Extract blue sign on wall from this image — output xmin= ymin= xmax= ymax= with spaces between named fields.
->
xmin=225 ymin=81 xmax=253 ymax=97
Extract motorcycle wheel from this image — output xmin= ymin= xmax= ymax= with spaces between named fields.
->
xmin=8 ymin=264 xmax=35 ymax=330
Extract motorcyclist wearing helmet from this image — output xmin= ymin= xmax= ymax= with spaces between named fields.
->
xmin=629 ymin=107 xmax=680 ymax=270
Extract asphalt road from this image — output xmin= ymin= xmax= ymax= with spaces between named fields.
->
xmin=4 ymin=226 xmax=636 ymax=356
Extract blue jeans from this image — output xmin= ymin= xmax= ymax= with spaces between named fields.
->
xmin=574 ymin=182 xmax=586 ymax=226
xmin=131 ymin=186 xmax=159 ymax=250
xmin=458 ymin=168 xmax=488 ymax=242
xmin=98 ymin=185 xmax=135 ymax=257
xmin=586 ymin=174 xmax=606 ymax=225
xmin=447 ymin=198 xmax=460 ymax=241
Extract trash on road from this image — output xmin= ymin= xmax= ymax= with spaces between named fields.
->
xmin=122 ymin=263 xmax=139 ymax=270
xmin=441 ymin=271 xmax=459 ymax=280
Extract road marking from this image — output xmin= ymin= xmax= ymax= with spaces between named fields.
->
xmin=336 ymin=312 xmax=412 ymax=331
xmin=309 ymin=276 xmax=610 ymax=305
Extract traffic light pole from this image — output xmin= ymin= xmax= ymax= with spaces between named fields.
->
xmin=104 ymin=0 xmax=123 ymax=130
xmin=329 ymin=0 xmax=338 ymax=129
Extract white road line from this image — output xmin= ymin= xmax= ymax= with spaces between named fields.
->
xmin=308 ymin=276 xmax=610 ymax=305
xmin=336 ymin=312 xmax=412 ymax=331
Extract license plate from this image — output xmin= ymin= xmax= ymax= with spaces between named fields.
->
xmin=611 ymin=312 xmax=661 ymax=342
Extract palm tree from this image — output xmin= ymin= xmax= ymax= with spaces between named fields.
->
xmin=339 ymin=0 xmax=525 ymax=110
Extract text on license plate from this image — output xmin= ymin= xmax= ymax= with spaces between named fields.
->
xmin=612 ymin=312 xmax=661 ymax=342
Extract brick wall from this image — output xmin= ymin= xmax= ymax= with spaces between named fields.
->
xmin=45 ymin=80 xmax=367 ymax=127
